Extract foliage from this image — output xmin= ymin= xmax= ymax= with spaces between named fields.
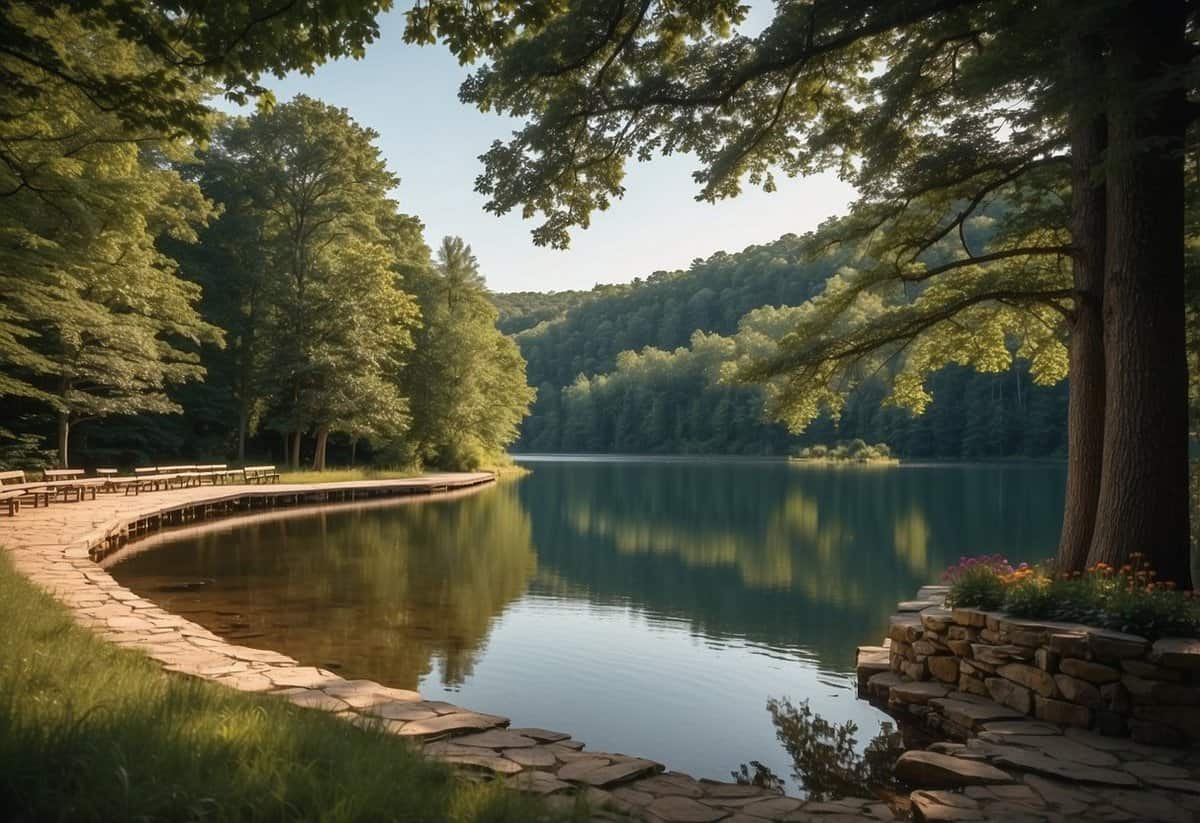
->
xmin=765 ymin=698 xmax=902 ymax=802
xmin=792 ymin=441 xmax=894 ymax=463
xmin=505 ymin=231 xmax=1068 ymax=457
xmin=0 ymin=553 xmax=577 ymax=823
xmin=0 ymin=6 xmax=224 ymax=467
xmin=944 ymin=566 xmax=1010 ymax=612
xmin=491 ymin=290 xmax=591 ymax=335
xmin=510 ymin=235 xmax=842 ymax=390
xmin=397 ymin=237 xmax=535 ymax=470
xmin=411 ymin=0 xmax=1196 ymax=582
xmin=943 ymin=553 xmax=1200 ymax=639
xmin=730 ymin=762 xmax=785 ymax=794
xmin=942 ymin=555 xmax=1016 ymax=583
xmin=215 ymin=97 xmax=419 ymax=469
xmin=0 ymin=1 xmax=390 ymax=146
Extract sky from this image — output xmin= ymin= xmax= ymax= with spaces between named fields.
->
xmin=238 ymin=9 xmax=856 ymax=293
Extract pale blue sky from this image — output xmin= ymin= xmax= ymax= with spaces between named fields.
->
xmin=242 ymin=9 xmax=855 ymax=293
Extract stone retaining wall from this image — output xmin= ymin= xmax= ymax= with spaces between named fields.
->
xmin=859 ymin=586 xmax=1200 ymax=746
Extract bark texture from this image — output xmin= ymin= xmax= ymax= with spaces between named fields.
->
xmin=312 ymin=426 xmax=329 ymax=471
xmin=1057 ymin=32 xmax=1107 ymax=574
xmin=1088 ymin=0 xmax=1192 ymax=586
xmin=57 ymin=414 xmax=69 ymax=469
xmin=289 ymin=430 xmax=302 ymax=469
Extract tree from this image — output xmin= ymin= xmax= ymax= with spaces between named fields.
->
xmin=171 ymin=137 xmax=273 ymax=461
xmin=1 ymin=0 xmax=390 ymax=150
xmin=414 ymin=0 xmax=1194 ymax=584
xmin=216 ymin=97 xmax=420 ymax=470
xmin=434 ymin=236 xmax=488 ymax=310
xmin=399 ymin=237 xmax=535 ymax=469
xmin=0 ymin=9 xmax=221 ymax=467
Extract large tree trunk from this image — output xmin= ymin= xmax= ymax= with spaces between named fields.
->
xmin=1088 ymin=0 xmax=1192 ymax=587
xmin=289 ymin=430 xmax=302 ymax=469
xmin=237 ymin=406 xmax=248 ymax=463
xmin=1056 ymin=32 xmax=1107 ymax=574
xmin=312 ymin=426 xmax=329 ymax=471
xmin=57 ymin=413 xmax=70 ymax=469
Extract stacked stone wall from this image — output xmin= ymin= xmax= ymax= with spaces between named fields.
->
xmin=859 ymin=586 xmax=1200 ymax=746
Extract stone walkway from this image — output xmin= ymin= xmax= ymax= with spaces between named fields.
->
xmin=0 ymin=477 xmax=895 ymax=823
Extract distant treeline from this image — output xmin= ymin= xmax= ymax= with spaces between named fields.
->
xmin=496 ymin=231 xmax=1068 ymax=459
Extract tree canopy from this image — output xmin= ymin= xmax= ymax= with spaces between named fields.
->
xmin=0 ymin=2 xmax=535 ymax=472
xmin=415 ymin=0 xmax=1197 ymax=582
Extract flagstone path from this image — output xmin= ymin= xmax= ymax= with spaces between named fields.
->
xmin=3 ymin=477 xmax=1197 ymax=821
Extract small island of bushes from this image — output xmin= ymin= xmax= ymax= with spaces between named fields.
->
xmin=789 ymin=440 xmax=898 ymax=465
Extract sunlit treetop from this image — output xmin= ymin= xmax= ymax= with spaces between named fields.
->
xmin=2 ymin=0 xmax=393 ymax=138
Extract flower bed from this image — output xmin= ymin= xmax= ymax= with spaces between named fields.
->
xmin=941 ymin=553 xmax=1200 ymax=640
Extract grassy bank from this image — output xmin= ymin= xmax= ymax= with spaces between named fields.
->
xmin=277 ymin=467 xmax=420 ymax=484
xmin=0 ymin=554 xmax=577 ymax=822
xmin=278 ymin=463 xmax=527 ymax=484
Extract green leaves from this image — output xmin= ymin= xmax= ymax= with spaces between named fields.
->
xmin=0 ymin=9 xmax=222 ymax=462
xmin=201 ymin=98 xmax=419 ymax=456
xmin=398 ymin=237 xmax=535 ymax=469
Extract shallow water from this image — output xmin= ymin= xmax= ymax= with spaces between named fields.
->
xmin=110 ymin=456 xmax=1065 ymax=787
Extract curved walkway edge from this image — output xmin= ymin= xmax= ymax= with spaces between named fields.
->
xmin=0 ymin=475 xmax=887 ymax=823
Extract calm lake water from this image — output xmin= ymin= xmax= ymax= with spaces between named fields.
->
xmin=109 ymin=456 xmax=1066 ymax=787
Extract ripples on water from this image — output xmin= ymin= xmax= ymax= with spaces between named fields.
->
xmin=109 ymin=457 xmax=1065 ymax=787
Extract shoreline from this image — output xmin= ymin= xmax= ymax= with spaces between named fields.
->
xmin=0 ymin=475 xmax=870 ymax=823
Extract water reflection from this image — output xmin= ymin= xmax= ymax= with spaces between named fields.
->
xmin=110 ymin=457 xmax=1065 ymax=781
xmin=747 ymin=698 xmax=905 ymax=801
xmin=111 ymin=482 xmax=535 ymax=689
xmin=520 ymin=459 xmax=1064 ymax=669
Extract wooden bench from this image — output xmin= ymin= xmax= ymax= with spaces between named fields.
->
xmin=0 ymin=470 xmax=27 ymax=515
xmin=156 ymin=465 xmax=201 ymax=487
xmin=243 ymin=465 xmax=280 ymax=484
xmin=39 ymin=468 xmax=106 ymax=502
xmin=208 ymin=464 xmax=244 ymax=484
xmin=43 ymin=468 xmax=84 ymax=481
xmin=0 ymin=470 xmax=52 ymax=513
xmin=193 ymin=464 xmax=236 ymax=485
xmin=96 ymin=469 xmax=140 ymax=494
xmin=128 ymin=467 xmax=177 ymax=495
xmin=45 ymin=478 xmax=104 ymax=502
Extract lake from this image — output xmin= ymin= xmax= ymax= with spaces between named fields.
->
xmin=108 ymin=456 xmax=1066 ymax=789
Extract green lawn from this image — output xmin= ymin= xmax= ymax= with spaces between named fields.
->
xmin=0 ymin=554 xmax=581 ymax=822
xmin=276 ymin=467 xmax=420 ymax=484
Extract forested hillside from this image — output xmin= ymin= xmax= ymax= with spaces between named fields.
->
xmin=498 ymin=233 xmax=1069 ymax=458
xmin=491 ymin=291 xmax=591 ymax=335
xmin=512 ymin=235 xmax=848 ymax=388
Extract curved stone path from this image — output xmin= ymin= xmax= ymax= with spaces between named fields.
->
xmin=0 ymin=476 xmax=895 ymax=823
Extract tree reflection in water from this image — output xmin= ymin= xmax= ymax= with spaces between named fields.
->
xmin=734 ymin=698 xmax=905 ymax=801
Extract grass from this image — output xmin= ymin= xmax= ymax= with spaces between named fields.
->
xmin=277 ymin=461 xmax=529 ymax=485
xmin=0 ymin=554 xmax=582 ymax=823
xmin=276 ymin=467 xmax=420 ymax=484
